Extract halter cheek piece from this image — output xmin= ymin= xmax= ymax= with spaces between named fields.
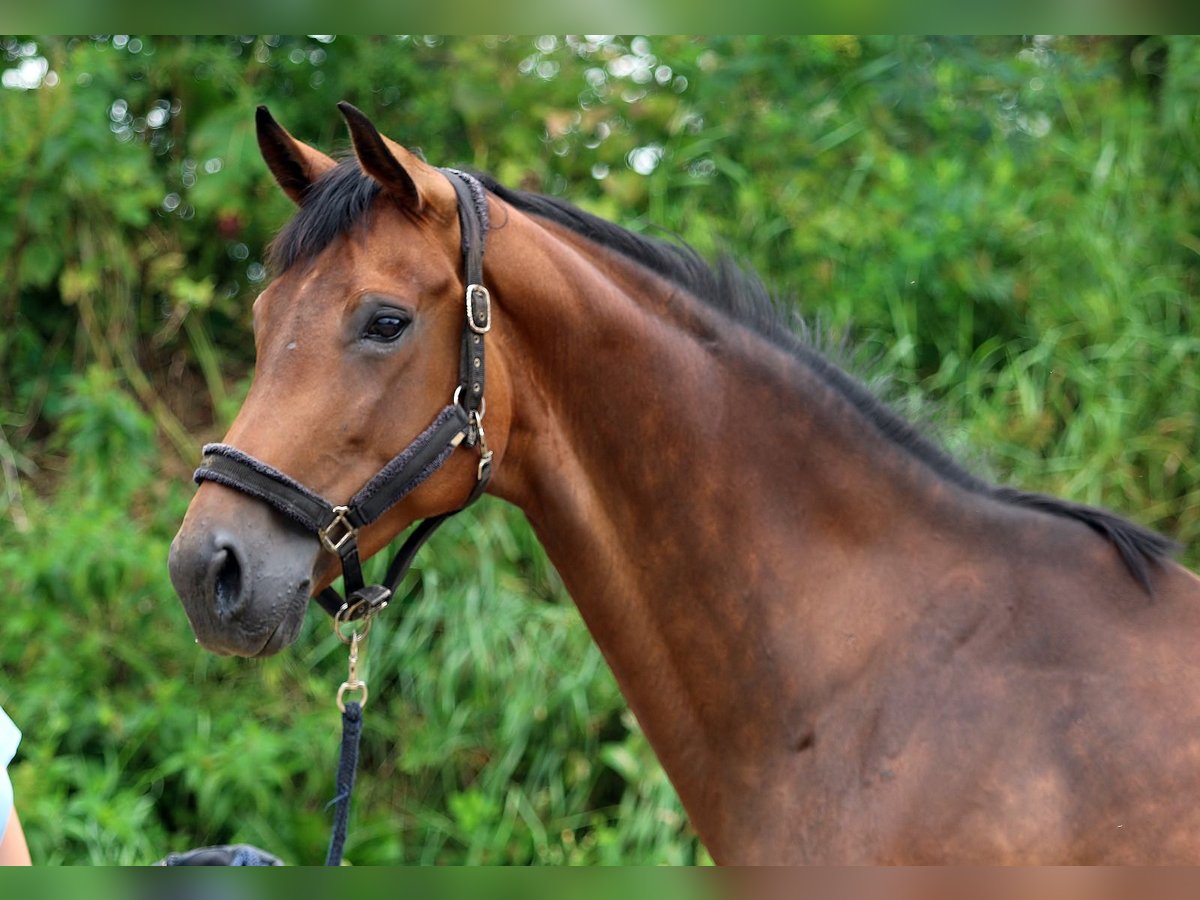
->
xmin=192 ymin=169 xmax=494 ymax=621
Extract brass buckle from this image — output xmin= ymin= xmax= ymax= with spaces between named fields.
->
xmin=320 ymin=506 xmax=357 ymax=554
xmin=452 ymin=386 xmax=486 ymax=420
xmin=336 ymin=630 xmax=369 ymax=712
xmin=337 ymin=678 xmax=368 ymax=713
xmin=471 ymin=410 xmax=493 ymax=482
xmin=334 ymin=591 xmax=389 ymax=711
xmin=466 ymin=284 xmax=491 ymax=334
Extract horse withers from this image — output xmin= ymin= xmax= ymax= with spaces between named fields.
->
xmin=169 ymin=104 xmax=1200 ymax=864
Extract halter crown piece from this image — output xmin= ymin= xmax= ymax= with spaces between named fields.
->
xmin=193 ymin=169 xmax=494 ymax=621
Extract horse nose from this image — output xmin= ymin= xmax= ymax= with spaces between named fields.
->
xmin=169 ymin=528 xmax=248 ymax=623
xmin=211 ymin=538 xmax=245 ymax=618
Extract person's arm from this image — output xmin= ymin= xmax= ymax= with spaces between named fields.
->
xmin=0 ymin=807 xmax=30 ymax=865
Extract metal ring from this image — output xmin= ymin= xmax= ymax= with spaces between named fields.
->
xmin=452 ymin=386 xmax=486 ymax=420
xmin=334 ymin=600 xmax=374 ymax=644
xmin=337 ymin=681 xmax=369 ymax=712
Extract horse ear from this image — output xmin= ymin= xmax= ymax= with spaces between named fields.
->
xmin=337 ymin=101 xmax=449 ymax=214
xmin=256 ymin=106 xmax=336 ymax=206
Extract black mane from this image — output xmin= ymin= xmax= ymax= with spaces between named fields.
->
xmin=268 ymin=158 xmax=381 ymax=274
xmin=269 ymin=161 xmax=1177 ymax=590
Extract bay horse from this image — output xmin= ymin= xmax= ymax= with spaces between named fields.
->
xmin=169 ymin=103 xmax=1200 ymax=864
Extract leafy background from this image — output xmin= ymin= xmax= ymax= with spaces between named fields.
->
xmin=0 ymin=35 xmax=1196 ymax=864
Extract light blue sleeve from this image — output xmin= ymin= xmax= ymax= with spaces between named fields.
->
xmin=0 ymin=704 xmax=19 ymax=844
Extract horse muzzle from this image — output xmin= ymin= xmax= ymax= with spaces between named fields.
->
xmin=168 ymin=487 xmax=319 ymax=657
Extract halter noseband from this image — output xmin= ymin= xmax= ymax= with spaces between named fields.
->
xmin=193 ymin=169 xmax=494 ymax=621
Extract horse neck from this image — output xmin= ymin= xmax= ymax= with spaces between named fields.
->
xmin=483 ymin=208 xmax=977 ymax=847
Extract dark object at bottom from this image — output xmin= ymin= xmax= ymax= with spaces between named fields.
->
xmin=155 ymin=844 xmax=285 ymax=866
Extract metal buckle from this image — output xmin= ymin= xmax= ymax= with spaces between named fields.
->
xmin=466 ymin=283 xmax=491 ymax=334
xmin=320 ymin=506 xmax=357 ymax=554
xmin=336 ymin=630 xmax=369 ymax=712
xmin=333 ymin=588 xmax=389 ymax=642
xmin=452 ymin=386 xmax=486 ymax=420
xmin=341 ymin=585 xmax=391 ymax=624
xmin=333 ymin=585 xmax=389 ymax=709
xmin=471 ymin=410 xmax=493 ymax=482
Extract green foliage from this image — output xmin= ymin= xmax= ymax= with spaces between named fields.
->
xmin=0 ymin=35 xmax=1197 ymax=864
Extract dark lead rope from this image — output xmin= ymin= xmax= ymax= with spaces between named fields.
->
xmin=325 ymin=699 xmax=363 ymax=866
xmin=188 ymin=168 xmax=494 ymax=865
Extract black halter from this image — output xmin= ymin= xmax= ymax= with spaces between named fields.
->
xmin=193 ymin=169 xmax=494 ymax=621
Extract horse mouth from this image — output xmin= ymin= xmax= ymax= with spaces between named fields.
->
xmin=249 ymin=585 xmax=311 ymax=658
xmin=253 ymin=617 xmax=298 ymax=658
xmin=169 ymin=498 xmax=320 ymax=658
xmin=183 ymin=578 xmax=311 ymax=659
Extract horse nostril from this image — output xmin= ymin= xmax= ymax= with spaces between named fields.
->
xmin=214 ymin=546 xmax=243 ymax=617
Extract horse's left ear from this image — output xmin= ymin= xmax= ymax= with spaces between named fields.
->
xmin=338 ymin=101 xmax=451 ymax=215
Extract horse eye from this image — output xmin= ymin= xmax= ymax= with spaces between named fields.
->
xmin=364 ymin=313 xmax=409 ymax=342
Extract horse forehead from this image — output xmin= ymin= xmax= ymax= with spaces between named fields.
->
xmin=305 ymin=213 xmax=457 ymax=284
xmin=257 ymin=237 xmax=381 ymax=308
xmin=364 ymin=205 xmax=462 ymax=271
xmin=253 ymin=269 xmax=339 ymax=325
xmin=254 ymin=205 xmax=461 ymax=335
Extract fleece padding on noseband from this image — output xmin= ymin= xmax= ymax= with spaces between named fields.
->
xmin=195 ymin=404 xmax=469 ymax=535
xmin=344 ymin=404 xmax=466 ymax=524
xmin=196 ymin=442 xmax=333 ymax=534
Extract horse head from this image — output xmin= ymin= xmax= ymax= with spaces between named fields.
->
xmin=169 ymin=104 xmax=509 ymax=656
